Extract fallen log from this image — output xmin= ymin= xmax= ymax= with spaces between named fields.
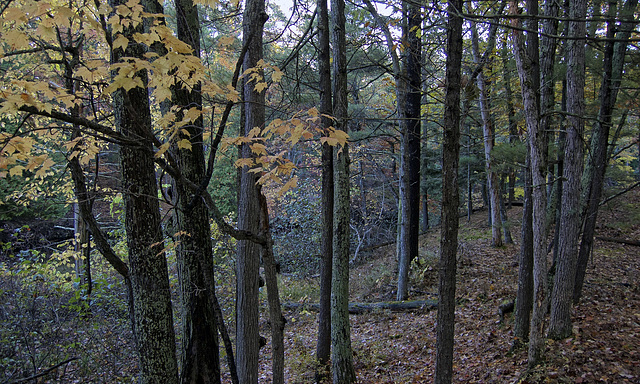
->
xmin=596 ymin=236 xmax=640 ymax=247
xmin=282 ymin=300 xmax=438 ymax=315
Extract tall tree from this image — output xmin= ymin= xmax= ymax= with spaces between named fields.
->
xmin=110 ymin=0 xmax=179 ymax=380
xmin=435 ymin=0 xmax=462 ymax=381
xmin=315 ymin=0 xmax=334 ymax=379
xmin=331 ymin=0 xmax=355 ymax=380
xmin=469 ymin=5 xmax=502 ymax=247
xmin=397 ymin=0 xmax=422 ymax=301
xmin=574 ymin=0 xmax=638 ymax=303
xmin=171 ymin=0 xmax=221 ymax=381
xmin=237 ymin=0 xmax=268 ymax=382
xmin=548 ymin=0 xmax=587 ymax=340
xmin=510 ymin=0 xmax=549 ymax=367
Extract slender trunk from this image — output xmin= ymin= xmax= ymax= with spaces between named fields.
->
xmin=315 ymin=0 xmax=333 ymax=379
xmin=574 ymin=0 xmax=638 ymax=304
xmin=470 ymin=17 xmax=502 ymax=247
xmin=502 ymin=43 xmax=518 ymax=208
xmin=499 ymin=179 xmax=513 ymax=244
xmin=331 ymin=0 xmax=355 ymax=381
xmin=514 ymin=157 xmax=533 ymax=344
xmin=172 ymin=0 xmax=221 ymax=381
xmin=552 ymin=81 xmax=567 ymax=267
xmin=237 ymin=1 xmax=268 ymax=382
xmin=510 ymin=0 xmax=549 ymax=367
xmin=548 ymin=0 xmax=587 ymax=340
xmin=434 ymin=0 xmax=462 ymax=381
xmin=397 ymin=1 xmax=422 ymax=301
xmin=258 ymin=190 xmax=285 ymax=384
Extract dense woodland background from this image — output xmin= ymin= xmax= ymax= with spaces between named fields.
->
xmin=0 ymin=0 xmax=639 ymax=382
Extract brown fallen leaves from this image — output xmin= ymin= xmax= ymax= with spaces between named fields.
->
xmin=249 ymin=190 xmax=640 ymax=383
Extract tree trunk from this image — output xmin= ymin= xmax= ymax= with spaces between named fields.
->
xmin=172 ymin=0 xmax=221 ymax=381
xmin=514 ymin=157 xmax=533 ymax=344
xmin=499 ymin=179 xmax=513 ymax=244
xmin=237 ymin=1 xmax=268 ymax=382
xmin=510 ymin=0 xmax=549 ymax=367
xmin=501 ymin=43 xmax=518 ymax=209
xmin=397 ymin=1 xmax=422 ymax=301
xmin=110 ymin=0 xmax=179 ymax=381
xmin=315 ymin=0 xmax=333 ymax=379
xmin=435 ymin=0 xmax=462 ymax=381
xmin=574 ymin=0 xmax=638 ymax=304
xmin=470 ymin=16 xmax=502 ymax=247
xmin=258 ymin=190 xmax=285 ymax=384
xmin=548 ymin=0 xmax=587 ymax=340
xmin=331 ymin=0 xmax=355 ymax=380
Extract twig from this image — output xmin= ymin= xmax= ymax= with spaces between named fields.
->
xmin=600 ymin=181 xmax=640 ymax=206
xmin=10 ymin=357 xmax=79 ymax=384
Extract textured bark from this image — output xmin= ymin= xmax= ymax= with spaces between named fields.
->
xmin=397 ymin=2 xmax=422 ymax=301
xmin=510 ymin=0 xmax=549 ymax=367
xmin=330 ymin=0 xmax=355 ymax=381
xmin=315 ymin=0 xmax=333 ymax=379
xmin=548 ymin=0 xmax=587 ymax=340
xmin=501 ymin=44 xmax=518 ymax=208
xmin=258 ymin=191 xmax=285 ymax=384
xmin=172 ymin=0 xmax=221 ymax=381
xmin=470 ymin=16 xmax=502 ymax=247
xmin=514 ymin=158 xmax=533 ymax=344
xmin=435 ymin=0 xmax=462 ymax=381
xmin=574 ymin=0 xmax=638 ymax=304
xmin=110 ymin=0 xmax=179 ymax=381
xmin=237 ymin=1 xmax=267 ymax=382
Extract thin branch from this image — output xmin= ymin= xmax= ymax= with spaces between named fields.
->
xmin=10 ymin=357 xmax=79 ymax=384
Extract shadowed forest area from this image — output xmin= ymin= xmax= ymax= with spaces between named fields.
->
xmin=1 ymin=189 xmax=638 ymax=383
xmin=1 ymin=0 xmax=640 ymax=382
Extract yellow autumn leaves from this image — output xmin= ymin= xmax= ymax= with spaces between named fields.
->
xmin=0 ymin=0 xmax=348 ymax=199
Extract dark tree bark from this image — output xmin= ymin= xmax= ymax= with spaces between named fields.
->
xmin=514 ymin=156 xmax=533 ymax=344
xmin=435 ymin=0 xmax=462 ymax=381
xmin=110 ymin=0 xmax=179 ymax=381
xmin=397 ymin=0 xmax=422 ymax=301
xmin=258 ymin=190 xmax=285 ymax=384
xmin=549 ymin=0 xmax=587 ymax=340
xmin=113 ymin=42 xmax=179 ymax=384
xmin=574 ymin=0 xmax=638 ymax=304
xmin=237 ymin=1 xmax=268 ymax=382
xmin=510 ymin=0 xmax=549 ymax=367
xmin=501 ymin=43 xmax=518 ymax=208
xmin=315 ymin=0 xmax=333 ymax=380
xmin=171 ymin=0 xmax=221 ymax=381
xmin=331 ymin=0 xmax=355 ymax=380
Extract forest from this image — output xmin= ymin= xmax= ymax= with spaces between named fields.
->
xmin=0 ymin=0 xmax=639 ymax=382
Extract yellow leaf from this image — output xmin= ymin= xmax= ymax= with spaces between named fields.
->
xmin=250 ymin=143 xmax=267 ymax=156
xmin=4 ymin=7 xmax=28 ymax=23
xmin=320 ymin=137 xmax=338 ymax=147
xmin=113 ymin=34 xmax=129 ymax=51
xmin=278 ymin=176 xmax=298 ymax=197
xmin=9 ymin=165 xmax=24 ymax=177
xmin=177 ymin=139 xmax=192 ymax=150
xmin=153 ymin=86 xmax=172 ymax=102
xmin=308 ymin=107 xmax=319 ymax=117
xmin=234 ymin=158 xmax=254 ymax=168
xmin=271 ymin=67 xmax=283 ymax=82
xmin=254 ymin=81 xmax=267 ymax=93
xmin=247 ymin=127 xmax=261 ymax=138
xmin=330 ymin=128 xmax=349 ymax=146
xmin=155 ymin=142 xmax=171 ymax=157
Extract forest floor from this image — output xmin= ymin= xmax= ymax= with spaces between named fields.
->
xmin=252 ymin=189 xmax=640 ymax=384
xmin=1 ymin=189 xmax=638 ymax=383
